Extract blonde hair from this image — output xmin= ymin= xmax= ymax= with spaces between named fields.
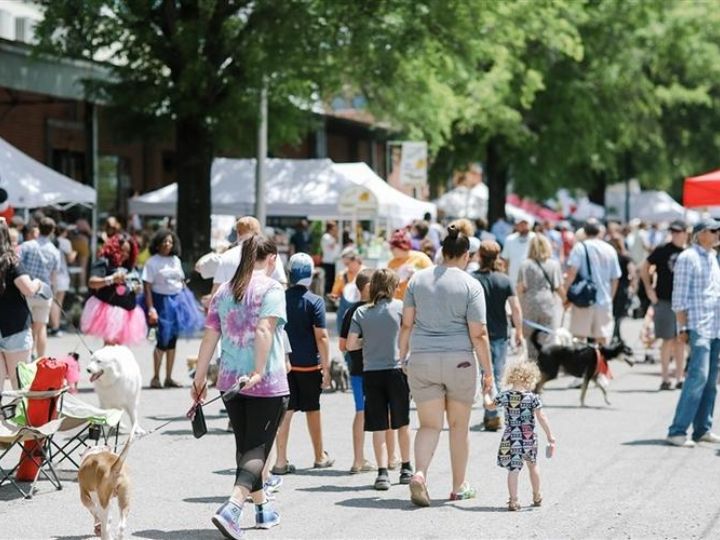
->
xmin=503 ymin=360 xmax=540 ymax=390
xmin=235 ymin=216 xmax=261 ymax=237
xmin=528 ymin=234 xmax=552 ymax=262
xmin=449 ymin=218 xmax=475 ymax=238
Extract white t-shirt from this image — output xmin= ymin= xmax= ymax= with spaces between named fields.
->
xmin=212 ymin=243 xmax=287 ymax=285
xmin=142 ymin=254 xmax=186 ymax=295
xmin=567 ymin=238 xmax=622 ymax=307
xmin=321 ymin=233 xmax=339 ymax=264
xmin=501 ymin=232 xmax=536 ymax=286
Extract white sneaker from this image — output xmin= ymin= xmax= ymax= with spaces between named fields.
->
xmin=697 ymin=432 xmax=720 ymax=443
xmin=666 ymin=435 xmax=696 ymax=448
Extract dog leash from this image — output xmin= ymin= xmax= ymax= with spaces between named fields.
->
xmin=523 ymin=319 xmax=556 ymax=334
xmin=51 ymin=296 xmax=95 ymax=357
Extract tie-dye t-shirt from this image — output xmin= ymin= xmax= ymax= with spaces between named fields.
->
xmin=205 ymin=273 xmax=289 ymax=397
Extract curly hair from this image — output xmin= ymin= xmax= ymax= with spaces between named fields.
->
xmin=149 ymin=228 xmax=181 ymax=257
xmin=502 ymin=360 xmax=540 ymax=390
xmin=100 ymin=232 xmax=138 ymax=269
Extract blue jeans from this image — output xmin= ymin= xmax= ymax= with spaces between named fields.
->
xmin=484 ymin=338 xmax=508 ymax=419
xmin=668 ymin=331 xmax=720 ymax=439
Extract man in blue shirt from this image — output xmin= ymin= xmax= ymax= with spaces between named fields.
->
xmin=19 ymin=217 xmax=60 ymax=357
xmin=272 ymin=253 xmax=333 ymax=473
xmin=667 ymin=219 xmax=720 ymax=447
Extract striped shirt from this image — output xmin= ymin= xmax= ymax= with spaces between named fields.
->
xmin=671 ymin=244 xmax=720 ymax=338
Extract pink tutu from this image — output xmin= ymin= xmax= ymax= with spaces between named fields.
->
xmin=80 ymin=296 xmax=148 ymax=345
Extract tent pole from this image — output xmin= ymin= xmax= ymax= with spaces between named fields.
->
xmin=87 ymin=102 xmax=99 ymax=262
xmin=254 ymin=79 xmax=268 ymax=228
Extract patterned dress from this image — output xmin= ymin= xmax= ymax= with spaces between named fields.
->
xmin=496 ymin=390 xmax=542 ymax=471
xmin=518 ymin=258 xmax=562 ymax=359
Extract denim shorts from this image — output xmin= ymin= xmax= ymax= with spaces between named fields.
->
xmin=0 ymin=328 xmax=33 ymax=353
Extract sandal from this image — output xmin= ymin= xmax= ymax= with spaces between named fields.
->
xmin=533 ymin=492 xmax=543 ymax=507
xmin=349 ymin=460 xmax=377 ymax=474
xmin=164 ymin=378 xmax=182 ymax=388
xmin=270 ymin=463 xmax=296 ymax=475
xmin=313 ymin=451 xmax=335 ymax=469
xmin=508 ymin=498 xmax=520 ymax=511
xmin=150 ymin=377 xmax=162 ymax=389
xmin=409 ymin=474 xmax=431 ymax=507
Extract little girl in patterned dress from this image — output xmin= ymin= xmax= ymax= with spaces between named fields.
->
xmin=485 ymin=360 xmax=556 ymax=511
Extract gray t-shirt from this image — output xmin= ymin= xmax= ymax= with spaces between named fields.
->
xmin=404 ymin=266 xmax=486 ymax=353
xmin=350 ymin=298 xmax=403 ymax=371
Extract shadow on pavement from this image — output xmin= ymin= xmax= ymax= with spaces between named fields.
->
xmin=146 ymin=414 xmax=225 ymax=423
xmin=613 ymin=389 xmax=664 ymax=394
xmin=447 ymin=503 xmax=507 ymax=513
xmin=134 ymin=528 xmax=220 ymax=539
xmin=297 ymin=483 xmax=369 ymax=493
xmin=542 ymin=404 xmax=612 ymax=410
xmin=293 ymin=468 xmax=348 ymax=477
xmin=183 ymin=495 xmax=227 ymax=504
xmin=336 ymin=496 xmax=419 ymax=510
xmin=622 ymin=439 xmax=669 ymax=446
xmin=160 ymin=428 xmax=228 ymax=436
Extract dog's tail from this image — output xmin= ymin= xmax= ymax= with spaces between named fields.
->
xmin=529 ymin=329 xmax=544 ymax=354
xmin=111 ymin=424 xmax=136 ymax=477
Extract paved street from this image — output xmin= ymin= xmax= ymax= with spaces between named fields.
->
xmin=2 ymin=317 xmax=720 ymax=539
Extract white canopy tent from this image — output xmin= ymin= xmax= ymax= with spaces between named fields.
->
xmin=0 ymin=135 xmax=96 ymax=208
xmin=434 ymin=183 xmax=488 ymax=219
xmin=128 ymin=158 xmax=435 ymax=229
xmin=605 ymin=190 xmax=700 ymax=224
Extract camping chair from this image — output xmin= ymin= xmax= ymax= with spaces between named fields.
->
xmin=49 ymin=393 xmax=123 ymax=468
xmin=0 ymin=388 xmax=66 ymax=499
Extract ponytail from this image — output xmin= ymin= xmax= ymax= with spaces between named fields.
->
xmin=229 ymin=234 xmax=278 ymax=302
xmin=441 ymin=224 xmax=470 ymax=260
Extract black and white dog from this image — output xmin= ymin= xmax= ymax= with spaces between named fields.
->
xmin=531 ymin=330 xmax=634 ymax=406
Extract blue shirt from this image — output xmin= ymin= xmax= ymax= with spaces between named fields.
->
xmin=671 ymin=244 xmax=720 ymax=339
xmin=567 ymin=239 xmax=621 ymax=307
xmin=285 ymin=285 xmax=326 ymax=367
xmin=19 ymin=236 xmax=60 ymax=286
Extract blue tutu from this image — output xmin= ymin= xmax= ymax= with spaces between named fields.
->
xmin=149 ymin=288 xmax=205 ymax=349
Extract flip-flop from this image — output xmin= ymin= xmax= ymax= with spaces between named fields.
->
xmin=409 ymin=474 xmax=431 ymax=507
xmin=270 ymin=463 xmax=296 ymax=475
xmin=313 ymin=451 xmax=335 ymax=468
xmin=349 ymin=460 xmax=377 ymax=474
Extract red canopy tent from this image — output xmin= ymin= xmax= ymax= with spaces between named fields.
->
xmin=684 ymin=169 xmax=720 ymax=207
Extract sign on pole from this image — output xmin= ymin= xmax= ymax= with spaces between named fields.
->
xmin=399 ymin=141 xmax=428 ymax=187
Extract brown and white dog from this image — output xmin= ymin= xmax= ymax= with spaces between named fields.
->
xmin=78 ymin=428 xmax=135 ymax=540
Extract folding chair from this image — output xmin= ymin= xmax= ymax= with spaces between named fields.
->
xmin=49 ymin=393 xmax=123 ymax=468
xmin=0 ymin=389 xmax=66 ymax=499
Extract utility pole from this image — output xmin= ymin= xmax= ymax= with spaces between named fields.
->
xmin=255 ymin=81 xmax=268 ymax=227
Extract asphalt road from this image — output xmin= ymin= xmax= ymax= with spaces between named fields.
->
xmin=2 ymin=317 xmax=720 ymax=539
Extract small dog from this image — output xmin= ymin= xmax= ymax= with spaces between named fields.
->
xmin=187 ymin=357 xmax=219 ymax=387
xmin=329 ymin=358 xmax=349 ymax=392
xmin=531 ymin=330 xmax=634 ymax=406
xmin=87 ymin=345 xmax=143 ymax=433
xmin=78 ymin=429 xmax=135 ymax=540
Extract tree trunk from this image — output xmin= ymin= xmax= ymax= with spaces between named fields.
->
xmin=486 ymin=137 xmax=508 ymax=225
xmin=176 ymin=116 xmax=213 ymax=267
xmin=588 ymin=170 xmax=607 ymax=207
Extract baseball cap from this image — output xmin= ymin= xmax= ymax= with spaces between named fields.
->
xmin=288 ymin=253 xmax=314 ymax=287
xmin=693 ymin=218 xmax=720 ymax=234
xmin=669 ymin=220 xmax=687 ymax=232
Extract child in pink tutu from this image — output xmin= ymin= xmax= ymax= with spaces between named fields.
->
xmin=142 ymin=229 xmax=203 ymax=389
xmin=81 ymin=233 xmax=147 ymax=345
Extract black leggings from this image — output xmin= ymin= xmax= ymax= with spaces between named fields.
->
xmin=225 ymin=394 xmax=289 ymax=493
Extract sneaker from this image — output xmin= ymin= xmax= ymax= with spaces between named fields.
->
xmin=349 ymin=460 xmax=377 ymax=474
xmin=265 ymin=474 xmax=283 ymax=494
xmin=666 ymin=435 xmax=696 ymax=448
xmin=697 ymin=432 xmax=720 ymax=444
xmin=659 ymin=381 xmax=672 ymax=391
xmin=399 ymin=466 xmax=413 ymax=485
xmin=374 ymin=472 xmax=391 ymax=491
xmin=675 ymin=381 xmax=684 ymax=390
xmin=255 ymin=502 xmax=280 ymax=529
xmin=449 ymin=482 xmax=477 ymax=501
xmin=212 ymin=500 xmax=244 ymax=540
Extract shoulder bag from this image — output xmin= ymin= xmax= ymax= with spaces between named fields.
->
xmin=566 ymin=242 xmax=597 ymax=307
xmin=534 ymin=259 xmax=555 ymax=293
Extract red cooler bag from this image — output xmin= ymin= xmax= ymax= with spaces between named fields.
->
xmin=16 ymin=357 xmax=67 ymax=481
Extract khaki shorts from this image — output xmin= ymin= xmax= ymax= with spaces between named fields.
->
xmin=27 ymin=296 xmax=52 ymax=325
xmin=570 ymin=304 xmax=614 ymax=341
xmin=406 ymin=351 xmax=478 ymax=404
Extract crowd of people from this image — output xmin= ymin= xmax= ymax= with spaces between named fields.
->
xmin=2 ymin=206 xmax=719 ymax=537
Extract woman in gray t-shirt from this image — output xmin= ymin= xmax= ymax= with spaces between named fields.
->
xmin=399 ymin=225 xmax=494 ymax=506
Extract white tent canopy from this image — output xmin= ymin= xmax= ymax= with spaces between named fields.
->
xmin=434 ymin=183 xmax=488 ymax=219
xmin=129 ymin=158 xmax=435 ymax=229
xmin=0 ymin=135 xmax=96 ymax=208
xmin=605 ymin=190 xmax=700 ymax=224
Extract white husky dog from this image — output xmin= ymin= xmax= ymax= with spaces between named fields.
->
xmin=87 ymin=345 xmax=144 ymax=434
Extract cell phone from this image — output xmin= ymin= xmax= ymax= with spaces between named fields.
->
xmin=546 ymin=443 xmax=555 ymax=459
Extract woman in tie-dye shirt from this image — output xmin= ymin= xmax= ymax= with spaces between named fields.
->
xmin=191 ymin=235 xmax=289 ymax=537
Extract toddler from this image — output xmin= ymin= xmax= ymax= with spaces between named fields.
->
xmin=485 ymin=360 xmax=555 ymax=511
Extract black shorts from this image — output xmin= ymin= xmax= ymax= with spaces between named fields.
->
xmin=363 ymin=368 xmax=410 ymax=432
xmin=287 ymin=370 xmax=322 ymax=412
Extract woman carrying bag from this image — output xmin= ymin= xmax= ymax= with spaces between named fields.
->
xmin=191 ymin=235 xmax=289 ymax=540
